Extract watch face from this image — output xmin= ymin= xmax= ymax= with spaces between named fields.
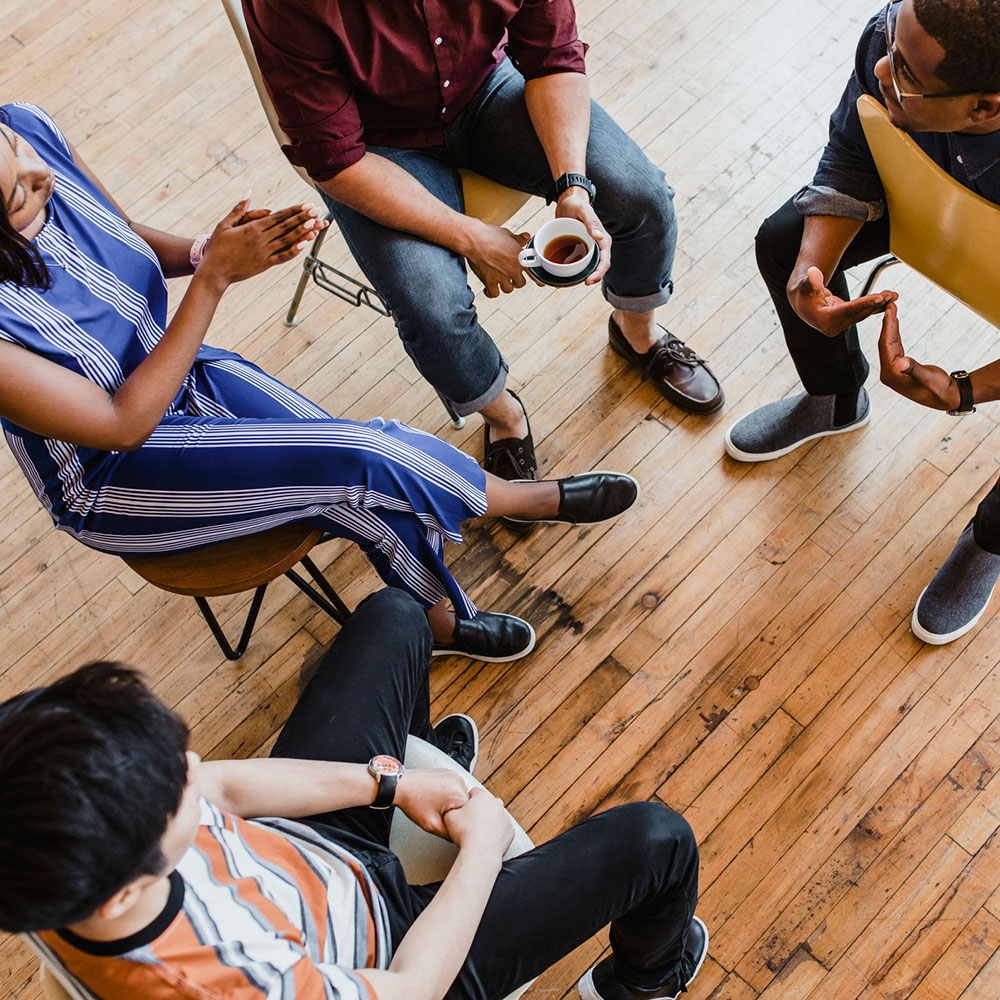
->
xmin=369 ymin=754 xmax=403 ymax=776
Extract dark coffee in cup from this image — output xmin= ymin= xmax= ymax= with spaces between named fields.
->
xmin=543 ymin=234 xmax=590 ymax=265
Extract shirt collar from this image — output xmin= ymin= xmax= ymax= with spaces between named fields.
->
xmin=949 ymin=127 xmax=1000 ymax=180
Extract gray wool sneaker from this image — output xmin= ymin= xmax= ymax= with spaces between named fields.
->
xmin=912 ymin=522 xmax=1000 ymax=644
xmin=724 ymin=389 xmax=870 ymax=462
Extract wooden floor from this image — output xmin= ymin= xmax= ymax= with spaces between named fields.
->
xmin=3 ymin=0 xmax=1000 ymax=997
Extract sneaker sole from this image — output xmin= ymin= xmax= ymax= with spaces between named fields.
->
xmin=911 ymin=582 xmax=996 ymax=645
xmin=577 ymin=917 xmax=709 ymax=1000
xmin=437 ymin=712 xmax=479 ymax=774
xmin=503 ymin=472 xmax=641 ymax=527
xmin=431 ymin=619 xmax=537 ymax=663
xmin=723 ymin=409 xmax=870 ymax=463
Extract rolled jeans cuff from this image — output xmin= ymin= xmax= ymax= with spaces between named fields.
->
xmin=449 ymin=356 xmax=509 ymax=417
xmin=602 ymin=276 xmax=674 ymax=313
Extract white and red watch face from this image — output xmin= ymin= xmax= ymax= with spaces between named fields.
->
xmin=369 ymin=754 xmax=403 ymax=776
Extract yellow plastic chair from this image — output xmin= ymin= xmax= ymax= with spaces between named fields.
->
xmin=855 ymin=93 xmax=1000 ymax=325
xmin=35 ymin=735 xmax=535 ymax=1000
xmin=220 ymin=0 xmax=535 ymax=428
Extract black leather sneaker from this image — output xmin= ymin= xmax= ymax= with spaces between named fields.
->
xmin=432 ymin=611 xmax=536 ymax=662
xmin=503 ymin=471 xmax=640 ymax=526
xmin=578 ymin=917 xmax=708 ymax=1000
xmin=431 ymin=713 xmax=479 ymax=773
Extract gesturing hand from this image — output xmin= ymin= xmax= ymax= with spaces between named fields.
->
xmin=394 ymin=768 xmax=471 ymax=838
xmin=877 ymin=301 xmax=960 ymax=410
xmin=788 ymin=266 xmax=897 ymax=337
xmin=200 ymin=197 xmax=326 ymax=286
xmin=555 ymin=187 xmax=610 ymax=286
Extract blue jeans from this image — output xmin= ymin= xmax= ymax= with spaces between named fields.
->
xmin=323 ymin=59 xmax=678 ymax=416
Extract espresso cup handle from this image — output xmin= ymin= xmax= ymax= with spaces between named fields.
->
xmin=518 ymin=247 xmax=540 ymax=268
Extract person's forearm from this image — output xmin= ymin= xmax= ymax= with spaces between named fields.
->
xmin=523 ymin=71 xmax=590 ymax=181
xmin=107 ymin=268 xmax=227 ymax=448
xmin=969 ymin=359 xmax=1000 ymax=405
xmin=131 ymin=224 xmax=196 ymax=278
xmin=364 ymin=847 xmax=502 ymax=1000
xmin=200 ymin=758 xmax=378 ymax=818
xmin=788 ymin=214 xmax=864 ymax=291
xmin=319 ymin=152 xmax=484 ymax=258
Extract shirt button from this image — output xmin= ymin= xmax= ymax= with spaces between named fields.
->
xmin=957 ymin=154 xmax=964 ymax=163
xmin=443 ymin=79 xmax=450 ymax=88
xmin=435 ymin=36 xmax=442 ymax=45
xmin=442 ymin=106 xmax=448 ymax=114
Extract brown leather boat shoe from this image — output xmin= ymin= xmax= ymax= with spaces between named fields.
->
xmin=608 ymin=315 xmax=724 ymax=414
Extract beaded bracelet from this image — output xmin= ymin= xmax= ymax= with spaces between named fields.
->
xmin=189 ymin=233 xmax=212 ymax=270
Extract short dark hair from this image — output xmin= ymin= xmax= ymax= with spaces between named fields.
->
xmin=0 ymin=109 xmax=52 ymax=290
xmin=913 ymin=0 xmax=1000 ymax=93
xmin=0 ymin=663 xmax=189 ymax=931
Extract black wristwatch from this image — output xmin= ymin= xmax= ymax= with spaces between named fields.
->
xmin=546 ymin=172 xmax=597 ymax=205
xmin=948 ymin=370 xmax=976 ymax=416
xmin=367 ymin=754 xmax=404 ymax=809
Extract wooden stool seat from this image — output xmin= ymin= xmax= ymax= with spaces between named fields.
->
xmin=123 ymin=523 xmax=324 ymax=597
xmin=123 ymin=523 xmax=348 ymax=660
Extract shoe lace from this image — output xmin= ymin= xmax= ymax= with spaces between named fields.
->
xmin=487 ymin=441 xmax=537 ymax=479
xmin=642 ymin=338 xmax=702 ymax=381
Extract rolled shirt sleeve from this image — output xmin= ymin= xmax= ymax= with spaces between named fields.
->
xmin=506 ymin=0 xmax=588 ymax=78
xmin=802 ymin=9 xmax=887 ymax=215
xmin=242 ymin=0 xmax=366 ymax=183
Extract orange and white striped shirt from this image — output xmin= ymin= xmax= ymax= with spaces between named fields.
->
xmin=26 ymin=799 xmax=391 ymax=1000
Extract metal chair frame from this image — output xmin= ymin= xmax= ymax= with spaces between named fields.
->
xmin=195 ymin=549 xmax=351 ymax=660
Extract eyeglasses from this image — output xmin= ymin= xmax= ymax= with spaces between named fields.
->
xmin=883 ymin=0 xmax=981 ymax=101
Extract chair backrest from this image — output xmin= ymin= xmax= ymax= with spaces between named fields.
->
xmin=857 ymin=94 xmax=1000 ymax=329
xmin=220 ymin=0 xmax=531 ymax=226
xmin=36 ymin=734 xmax=534 ymax=1000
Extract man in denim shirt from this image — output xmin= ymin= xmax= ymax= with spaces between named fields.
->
xmin=724 ymin=0 xmax=1000 ymax=645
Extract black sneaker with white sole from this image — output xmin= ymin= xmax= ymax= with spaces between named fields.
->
xmin=432 ymin=611 xmax=536 ymax=662
xmin=503 ymin=471 xmax=640 ymax=527
xmin=431 ymin=713 xmax=479 ymax=773
xmin=578 ymin=916 xmax=708 ymax=1000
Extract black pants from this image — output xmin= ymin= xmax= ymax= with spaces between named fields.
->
xmin=271 ymin=588 xmax=699 ymax=1000
xmin=756 ymin=197 xmax=1000 ymax=554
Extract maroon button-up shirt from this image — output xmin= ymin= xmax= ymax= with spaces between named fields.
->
xmin=243 ymin=0 xmax=587 ymax=182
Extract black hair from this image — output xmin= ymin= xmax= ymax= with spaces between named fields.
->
xmin=0 ymin=108 xmax=52 ymax=290
xmin=0 ymin=662 xmax=189 ymax=931
xmin=913 ymin=0 xmax=1000 ymax=93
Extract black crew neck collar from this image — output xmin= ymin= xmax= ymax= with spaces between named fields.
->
xmin=56 ymin=871 xmax=185 ymax=957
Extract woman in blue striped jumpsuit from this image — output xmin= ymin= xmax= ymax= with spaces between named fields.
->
xmin=0 ymin=104 xmax=637 ymax=660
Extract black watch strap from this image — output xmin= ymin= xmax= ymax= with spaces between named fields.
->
xmin=949 ymin=370 xmax=976 ymax=415
xmin=368 ymin=755 xmax=403 ymax=810
xmin=547 ymin=172 xmax=597 ymax=205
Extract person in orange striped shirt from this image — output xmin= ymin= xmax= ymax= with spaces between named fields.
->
xmin=0 ymin=588 xmax=705 ymax=1000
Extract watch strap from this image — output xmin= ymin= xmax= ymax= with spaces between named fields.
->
xmin=948 ymin=370 xmax=976 ymax=415
xmin=547 ymin=172 xmax=597 ymax=205
xmin=368 ymin=755 xmax=403 ymax=809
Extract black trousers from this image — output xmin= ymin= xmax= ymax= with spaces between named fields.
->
xmin=271 ymin=588 xmax=699 ymax=1000
xmin=756 ymin=197 xmax=1000 ymax=554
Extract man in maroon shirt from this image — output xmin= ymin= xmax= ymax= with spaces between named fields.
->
xmin=244 ymin=0 xmax=723 ymax=481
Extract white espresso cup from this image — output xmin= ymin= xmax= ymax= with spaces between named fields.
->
xmin=518 ymin=218 xmax=596 ymax=279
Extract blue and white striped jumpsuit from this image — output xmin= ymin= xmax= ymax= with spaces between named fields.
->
xmin=0 ymin=104 xmax=487 ymax=618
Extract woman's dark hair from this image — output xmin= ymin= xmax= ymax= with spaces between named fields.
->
xmin=913 ymin=0 xmax=1000 ymax=93
xmin=0 ymin=662 xmax=189 ymax=931
xmin=0 ymin=108 xmax=52 ymax=290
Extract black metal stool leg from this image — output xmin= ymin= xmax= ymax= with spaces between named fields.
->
xmin=194 ymin=586 xmax=268 ymax=661
xmin=284 ymin=559 xmax=350 ymax=624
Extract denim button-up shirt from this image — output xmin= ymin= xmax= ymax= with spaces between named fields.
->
xmin=794 ymin=6 xmax=1000 ymax=221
